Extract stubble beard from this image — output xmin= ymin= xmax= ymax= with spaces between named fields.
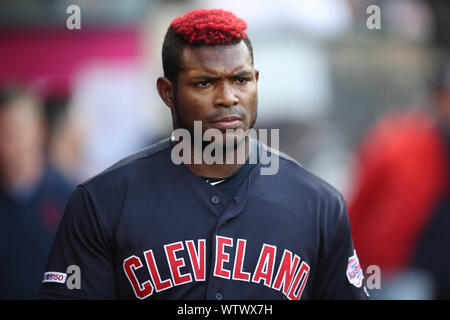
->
xmin=173 ymin=96 xmax=258 ymax=156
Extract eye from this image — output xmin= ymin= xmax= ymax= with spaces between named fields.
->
xmin=197 ymin=80 xmax=212 ymax=88
xmin=234 ymin=78 xmax=248 ymax=85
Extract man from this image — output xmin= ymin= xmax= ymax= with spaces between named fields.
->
xmin=0 ymin=85 xmax=74 ymax=299
xmin=39 ymin=9 xmax=367 ymax=300
xmin=44 ymin=93 xmax=84 ymax=184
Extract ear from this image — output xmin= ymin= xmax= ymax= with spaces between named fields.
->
xmin=157 ymin=77 xmax=175 ymax=109
xmin=254 ymin=69 xmax=259 ymax=82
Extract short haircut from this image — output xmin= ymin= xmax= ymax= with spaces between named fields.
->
xmin=162 ymin=9 xmax=254 ymax=84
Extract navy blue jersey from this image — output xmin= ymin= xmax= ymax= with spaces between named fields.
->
xmin=38 ymin=139 xmax=367 ymax=300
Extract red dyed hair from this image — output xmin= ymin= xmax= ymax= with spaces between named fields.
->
xmin=169 ymin=9 xmax=248 ymax=45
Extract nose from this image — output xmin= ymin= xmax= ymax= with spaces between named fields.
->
xmin=214 ymin=82 xmax=238 ymax=108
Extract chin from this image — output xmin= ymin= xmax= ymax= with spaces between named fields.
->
xmin=224 ymin=131 xmax=248 ymax=150
xmin=201 ymin=132 xmax=245 ymax=151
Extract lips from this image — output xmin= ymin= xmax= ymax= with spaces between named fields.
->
xmin=210 ymin=115 xmax=243 ymax=130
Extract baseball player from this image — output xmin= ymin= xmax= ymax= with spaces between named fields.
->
xmin=39 ymin=9 xmax=367 ymax=300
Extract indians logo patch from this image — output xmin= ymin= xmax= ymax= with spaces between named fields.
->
xmin=346 ymin=250 xmax=363 ymax=288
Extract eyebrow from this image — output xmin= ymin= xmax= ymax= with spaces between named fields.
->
xmin=232 ymin=71 xmax=253 ymax=78
xmin=190 ymin=70 xmax=253 ymax=81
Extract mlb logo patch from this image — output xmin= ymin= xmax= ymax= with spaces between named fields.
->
xmin=346 ymin=250 xmax=363 ymax=288
xmin=42 ymin=272 xmax=67 ymax=284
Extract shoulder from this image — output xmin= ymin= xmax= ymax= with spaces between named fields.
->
xmin=81 ymin=138 xmax=172 ymax=190
xmin=62 ymin=139 xmax=173 ymax=235
xmin=73 ymin=138 xmax=172 ymax=213
xmin=258 ymin=142 xmax=346 ymax=221
xmin=261 ymin=142 xmax=345 ymax=203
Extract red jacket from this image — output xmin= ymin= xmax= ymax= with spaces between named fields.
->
xmin=348 ymin=110 xmax=449 ymax=274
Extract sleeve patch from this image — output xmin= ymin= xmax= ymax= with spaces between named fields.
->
xmin=42 ymin=272 xmax=67 ymax=284
xmin=346 ymin=250 xmax=364 ymax=288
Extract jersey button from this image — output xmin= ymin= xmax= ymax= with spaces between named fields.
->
xmin=211 ymin=195 xmax=221 ymax=205
xmin=215 ymin=292 xmax=223 ymax=300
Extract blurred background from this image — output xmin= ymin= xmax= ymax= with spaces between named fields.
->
xmin=1 ymin=0 xmax=449 ymax=299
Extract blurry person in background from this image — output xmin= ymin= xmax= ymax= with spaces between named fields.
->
xmin=44 ymin=94 xmax=85 ymax=184
xmin=348 ymin=55 xmax=450 ymax=299
xmin=0 ymin=84 xmax=75 ymax=299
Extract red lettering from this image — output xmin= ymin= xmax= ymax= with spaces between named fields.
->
xmin=287 ymin=261 xmax=310 ymax=300
xmin=272 ymin=250 xmax=301 ymax=295
xmin=252 ymin=244 xmax=277 ymax=287
xmin=232 ymin=239 xmax=251 ymax=281
xmin=214 ymin=236 xmax=233 ymax=279
xmin=185 ymin=240 xmax=206 ymax=281
xmin=123 ymin=255 xmax=153 ymax=300
xmin=164 ymin=242 xmax=193 ymax=285
xmin=144 ymin=250 xmax=173 ymax=292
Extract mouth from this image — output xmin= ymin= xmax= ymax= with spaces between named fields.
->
xmin=210 ymin=115 xmax=243 ymax=130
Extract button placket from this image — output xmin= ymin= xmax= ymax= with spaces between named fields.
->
xmin=211 ymin=195 xmax=221 ymax=205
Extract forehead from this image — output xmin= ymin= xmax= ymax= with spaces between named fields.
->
xmin=0 ymin=97 xmax=39 ymax=122
xmin=181 ymin=41 xmax=253 ymax=76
